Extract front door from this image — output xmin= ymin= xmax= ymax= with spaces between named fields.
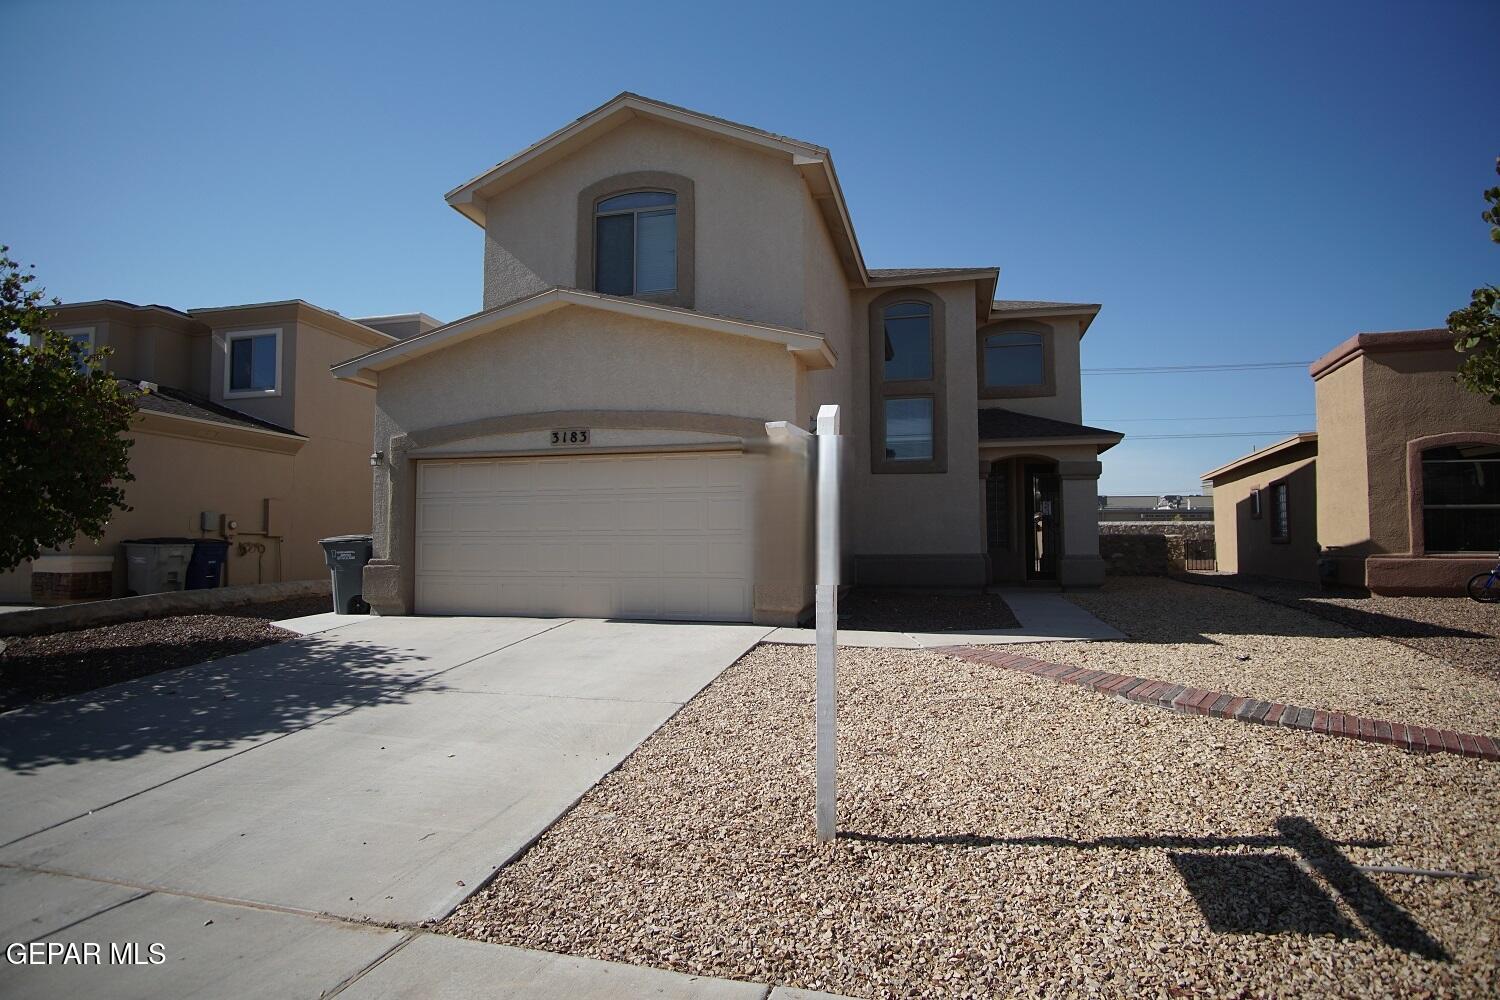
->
xmin=1024 ymin=464 xmax=1061 ymax=580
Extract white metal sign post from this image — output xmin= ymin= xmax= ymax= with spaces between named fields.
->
xmin=815 ymin=404 xmax=841 ymax=843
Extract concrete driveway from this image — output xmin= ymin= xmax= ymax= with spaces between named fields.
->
xmin=0 ymin=615 xmax=775 ymax=998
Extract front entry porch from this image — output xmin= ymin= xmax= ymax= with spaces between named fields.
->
xmin=982 ymin=453 xmax=1107 ymax=587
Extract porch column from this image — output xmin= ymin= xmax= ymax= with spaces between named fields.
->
xmin=1057 ymin=459 xmax=1105 ymax=587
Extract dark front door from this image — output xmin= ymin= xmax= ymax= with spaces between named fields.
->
xmin=1024 ymin=464 xmax=1061 ymax=580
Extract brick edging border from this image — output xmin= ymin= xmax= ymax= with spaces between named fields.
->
xmin=935 ymin=647 xmax=1500 ymax=762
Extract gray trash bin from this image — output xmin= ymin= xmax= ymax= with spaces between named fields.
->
xmin=122 ymin=538 xmax=197 ymax=596
xmin=319 ymin=535 xmax=373 ymax=614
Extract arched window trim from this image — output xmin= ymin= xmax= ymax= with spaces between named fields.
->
xmin=575 ymin=171 xmax=695 ymax=309
xmin=869 ymin=287 xmax=947 ymax=475
xmin=977 ymin=320 xmax=1056 ymax=399
xmin=1407 ymin=431 xmax=1500 ymax=555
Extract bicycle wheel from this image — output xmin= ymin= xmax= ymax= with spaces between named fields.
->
xmin=1467 ymin=572 xmax=1500 ymax=603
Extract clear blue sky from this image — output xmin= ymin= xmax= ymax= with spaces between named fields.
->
xmin=4 ymin=0 xmax=1496 ymax=494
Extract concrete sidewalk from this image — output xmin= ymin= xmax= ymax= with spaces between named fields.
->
xmin=764 ymin=588 xmax=1124 ymax=648
xmin=0 ymin=615 xmax=808 ymax=997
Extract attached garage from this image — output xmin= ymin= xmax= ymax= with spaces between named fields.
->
xmin=414 ymin=452 xmax=755 ymax=621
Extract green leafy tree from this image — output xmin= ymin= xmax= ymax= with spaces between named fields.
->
xmin=0 ymin=246 xmax=136 ymax=571
xmin=1450 ymin=158 xmax=1500 ymax=402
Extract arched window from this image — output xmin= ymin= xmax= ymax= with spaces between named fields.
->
xmin=594 ymin=190 xmax=677 ymax=296
xmin=983 ymin=330 xmax=1044 ymax=388
xmin=1421 ymin=442 xmax=1500 ymax=552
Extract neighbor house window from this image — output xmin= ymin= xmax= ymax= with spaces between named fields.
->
xmin=1421 ymin=443 xmax=1500 ymax=553
xmin=983 ymin=331 xmax=1044 ymax=387
xmin=225 ymin=329 xmax=281 ymax=396
xmin=869 ymin=292 xmax=946 ymax=473
xmin=64 ymin=329 xmax=95 ymax=373
xmin=594 ymin=191 xmax=677 ymax=296
xmin=1269 ymin=481 xmax=1290 ymax=542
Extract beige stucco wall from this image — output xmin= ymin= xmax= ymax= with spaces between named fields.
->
xmin=480 ymin=117 xmax=810 ymax=330
xmin=848 ymin=282 xmax=983 ymax=563
xmin=1207 ymin=442 xmax=1320 ymax=581
xmin=363 ymin=305 xmax=809 ymax=623
xmin=977 ymin=316 xmax=1084 ymax=424
xmin=1313 ymin=355 xmax=1370 ymax=557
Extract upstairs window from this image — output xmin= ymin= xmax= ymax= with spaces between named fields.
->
xmin=983 ymin=330 xmax=1044 ymax=388
xmin=225 ymin=329 xmax=281 ymax=396
xmin=64 ymin=329 xmax=95 ymax=373
xmin=594 ymin=191 xmax=677 ymax=296
xmin=1422 ymin=443 xmax=1500 ymax=553
xmin=882 ymin=301 xmax=933 ymax=381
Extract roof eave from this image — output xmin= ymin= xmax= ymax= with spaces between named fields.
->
xmin=1201 ymin=432 xmax=1319 ymax=482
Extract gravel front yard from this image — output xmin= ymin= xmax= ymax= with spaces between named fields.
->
xmin=0 ymin=596 xmax=325 ymax=710
xmin=444 ymin=643 xmax=1499 ymax=999
xmin=1185 ymin=574 xmax=1500 ymax=683
xmin=1031 ymin=577 xmax=1500 ymax=735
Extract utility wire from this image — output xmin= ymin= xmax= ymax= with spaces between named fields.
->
xmin=1082 ymin=361 xmax=1311 ymax=374
xmin=1122 ymin=431 xmax=1310 ymax=440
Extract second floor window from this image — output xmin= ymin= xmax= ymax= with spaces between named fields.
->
xmin=227 ymin=330 xmax=280 ymax=395
xmin=983 ymin=330 xmax=1044 ymax=388
xmin=594 ymin=191 xmax=677 ymax=296
xmin=65 ymin=330 xmax=95 ymax=373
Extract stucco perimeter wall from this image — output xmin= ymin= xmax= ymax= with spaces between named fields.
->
xmin=0 ymin=426 xmax=301 ymax=602
xmin=849 ymin=282 xmax=984 ymax=585
xmin=482 ymin=117 xmax=809 ymax=331
xmin=1207 ymin=442 xmax=1320 ymax=582
xmin=364 ymin=307 xmax=806 ymax=621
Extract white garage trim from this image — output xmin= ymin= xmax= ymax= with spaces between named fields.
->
xmin=415 ymin=452 xmax=754 ymax=622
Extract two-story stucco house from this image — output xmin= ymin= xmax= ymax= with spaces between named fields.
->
xmin=332 ymin=94 xmax=1121 ymax=625
xmin=0 ymin=299 xmax=416 ymax=604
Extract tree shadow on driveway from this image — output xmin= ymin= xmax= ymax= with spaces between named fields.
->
xmin=0 ymin=634 xmax=437 ymax=774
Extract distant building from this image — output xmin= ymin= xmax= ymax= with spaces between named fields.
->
xmin=1098 ymin=494 xmax=1213 ymax=522
xmin=1202 ymin=328 xmax=1500 ymax=594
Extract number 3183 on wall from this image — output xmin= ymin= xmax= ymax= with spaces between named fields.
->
xmin=550 ymin=428 xmax=590 ymax=446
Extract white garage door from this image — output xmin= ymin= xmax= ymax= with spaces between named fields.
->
xmin=415 ymin=452 xmax=754 ymax=621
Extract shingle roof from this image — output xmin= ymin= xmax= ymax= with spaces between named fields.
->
xmin=977 ymin=408 xmax=1122 ymax=443
xmin=868 ymin=267 xmax=996 ymax=279
xmin=992 ymin=299 xmax=1099 ymax=313
xmin=118 ymin=379 xmax=302 ymax=437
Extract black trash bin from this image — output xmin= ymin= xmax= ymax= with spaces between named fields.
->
xmin=319 ymin=535 xmax=373 ymax=614
xmin=186 ymin=539 xmax=230 ymax=590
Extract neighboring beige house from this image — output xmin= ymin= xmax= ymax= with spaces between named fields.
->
xmin=332 ymin=93 xmax=1121 ymax=625
xmin=2 ymin=298 xmax=405 ymax=604
xmin=1203 ymin=328 xmax=1500 ymax=593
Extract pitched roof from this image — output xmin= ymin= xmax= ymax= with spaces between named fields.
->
xmin=117 ymin=379 xmax=303 ymax=438
xmin=1201 ymin=432 xmax=1318 ymax=482
xmin=992 ymin=299 xmax=1098 ymax=313
xmin=869 ymin=267 xmax=998 ymax=280
xmin=977 ymin=408 xmax=1123 ymax=450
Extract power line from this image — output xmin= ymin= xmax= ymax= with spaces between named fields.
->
xmin=1091 ymin=412 xmax=1314 ymax=422
xmin=1123 ymin=431 xmax=1309 ymax=440
xmin=1082 ymin=361 xmax=1311 ymax=374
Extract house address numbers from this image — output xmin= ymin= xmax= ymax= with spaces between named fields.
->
xmin=550 ymin=428 xmax=591 ymax=446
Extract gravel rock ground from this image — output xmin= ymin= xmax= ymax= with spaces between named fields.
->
xmin=1023 ymin=577 xmax=1500 ymax=735
xmin=0 ymin=611 xmax=303 ymax=710
xmin=1181 ymin=574 xmax=1500 ymax=684
xmin=837 ymin=590 xmax=1020 ymax=632
xmin=444 ymin=644 xmax=1500 ymax=1000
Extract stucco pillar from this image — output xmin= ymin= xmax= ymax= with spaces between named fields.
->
xmin=363 ymin=433 xmax=414 ymax=615
xmin=1057 ymin=459 xmax=1105 ymax=588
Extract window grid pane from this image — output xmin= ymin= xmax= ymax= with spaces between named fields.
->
xmin=1422 ymin=447 xmax=1500 ymax=551
xmin=984 ymin=332 xmax=1044 ymax=387
xmin=883 ymin=313 xmax=932 ymax=381
xmin=634 ymin=209 xmax=677 ymax=293
xmin=594 ymin=213 xmax=635 ymax=295
xmin=884 ymin=397 xmax=934 ymax=461
xmin=230 ymin=335 xmax=277 ymax=392
xmin=597 ymin=191 xmax=676 ymax=212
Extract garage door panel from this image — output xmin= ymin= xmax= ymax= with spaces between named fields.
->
xmin=416 ymin=453 xmax=753 ymax=621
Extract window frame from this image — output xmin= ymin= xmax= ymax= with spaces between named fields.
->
xmin=223 ymin=327 xmax=284 ymax=399
xmin=593 ymin=191 xmax=678 ymax=296
xmin=1268 ymin=479 xmax=1290 ymax=543
xmin=977 ymin=321 xmax=1056 ymax=399
xmin=1417 ymin=440 xmax=1500 ymax=554
xmin=576 ymin=171 xmax=695 ymax=309
xmin=869 ymin=288 xmax=947 ymax=475
xmin=60 ymin=327 xmax=96 ymax=373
